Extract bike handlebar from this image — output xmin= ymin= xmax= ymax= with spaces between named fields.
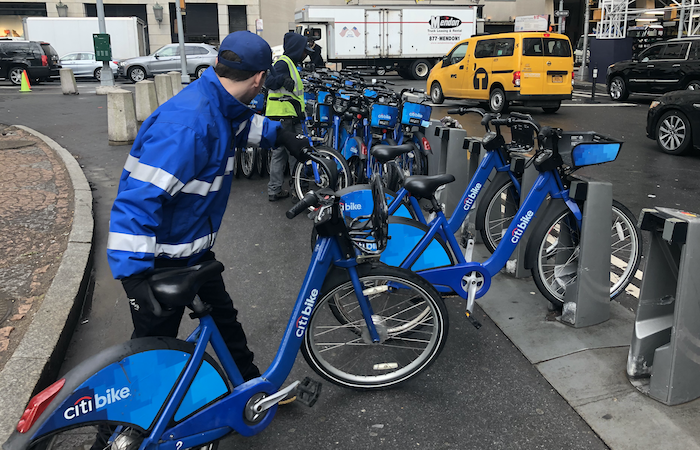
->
xmin=446 ymin=107 xmax=487 ymax=117
xmin=286 ymin=191 xmax=318 ymax=219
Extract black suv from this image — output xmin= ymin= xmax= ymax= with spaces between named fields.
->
xmin=0 ymin=40 xmax=61 ymax=85
xmin=607 ymin=37 xmax=700 ymax=101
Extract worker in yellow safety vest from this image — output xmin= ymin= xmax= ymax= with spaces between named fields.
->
xmin=264 ymin=32 xmax=313 ymax=201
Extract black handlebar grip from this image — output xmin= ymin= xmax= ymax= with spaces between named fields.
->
xmin=491 ymin=118 xmax=509 ymax=127
xmin=447 ymin=108 xmax=461 ymax=114
xmin=286 ymin=192 xmax=317 ymax=219
xmin=509 ymin=111 xmax=532 ymax=120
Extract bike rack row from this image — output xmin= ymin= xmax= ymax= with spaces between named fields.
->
xmin=423 ymin=120 xmax=700 ymax=405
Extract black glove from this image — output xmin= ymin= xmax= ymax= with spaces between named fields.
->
xmin=282 ymin=77 xmax=296 ymax=92
xmin=276 ymin=129 xmax=311 ymax=162
xmin=122 ymin=273 xmax=164 ymax=317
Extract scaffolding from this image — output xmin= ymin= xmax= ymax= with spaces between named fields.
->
xmin=681 ymin=0 xmax=700 ymax=36
xmin=597 ymin=0 xmax=630 ymax=38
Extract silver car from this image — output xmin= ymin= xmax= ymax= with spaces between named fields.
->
xmin=118 ymin=43 xmax=217 ymax=83
xmin=59 ymin=52 xmax=118 ymax=80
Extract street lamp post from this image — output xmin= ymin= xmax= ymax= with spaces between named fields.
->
xmin=96 ymin=0 xmax=114 ymax=86
xmin=175 ymin=2 xmax=190 ymax=84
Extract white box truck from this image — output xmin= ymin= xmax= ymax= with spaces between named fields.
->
xmin=286 ymin=5 xmax=478 ymax=80
xmin=22 ymin=17 xmax=147 ymax=60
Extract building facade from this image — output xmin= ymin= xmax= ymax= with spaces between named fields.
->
xmin=1 ymin=0 xmax=562 ymax=56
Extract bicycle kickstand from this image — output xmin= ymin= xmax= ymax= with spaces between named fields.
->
xmin=463 ymin=272 xmax=482 ymax=329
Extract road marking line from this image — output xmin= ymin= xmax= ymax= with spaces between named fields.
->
xmin=562 ymin=103 xmax=637 ymax=107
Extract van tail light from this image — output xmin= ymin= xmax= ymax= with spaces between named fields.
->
xmin=17 ymin=379 xmax=65 ymax=433
xmin=421 ymin=137 xmax=432 ymax=154
xmin=544 ymin=33 xmax=551 ymax=37
xmin=571 ymin=71 xmax=575 ymax=86
xmin=361 ymin=142 xmax=367 ymax=156
xmin=41 ymin=55 xmax=48 ymax=66
xmin=513 ymin=71 xmax=521 ymax=87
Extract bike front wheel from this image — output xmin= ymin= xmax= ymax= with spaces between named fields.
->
xmin=301 ymin=264 xmax=449 ymax=389
xmin=292 ymin=146 xmax=352 ymax=201
xmin=531 ymin=200 xmax=642 ymax=305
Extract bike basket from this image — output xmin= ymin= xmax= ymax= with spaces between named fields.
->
xmin=400 ymin=102 xmax=432 ymax=126
xmin=248 ymin=92 xmax=266 ymax=114
xmin=303 ymin=92 xmax=316 ymax=103
xmin=557 ymin=132 xmax=623 ymax=168
xmin=370 ymin=104 xmax=399 ymax=128
xmin=314 ymin=103 xmax=331 ymax=124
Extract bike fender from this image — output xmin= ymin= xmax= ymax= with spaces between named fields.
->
xmin=523 ymin=198 xmax=570 ymax=270
xmin=474 ymin=172 xmax=512 ymax=231
xmin=4 ymin=338 xmax=228 ymax=450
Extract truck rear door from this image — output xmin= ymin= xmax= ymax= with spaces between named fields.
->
xmin=542 ymin=37 xmax=573 ymax=96
xmin=520 ymin=38 xmax=544 ymax=96
xmin=365 ymin=9 xmax=381 ymax=57
xmin=385 ymin=9 xmax=402 ymax=57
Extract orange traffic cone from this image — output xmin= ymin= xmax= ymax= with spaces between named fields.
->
xmin=20 ymin=70 xmax=31 ymax=92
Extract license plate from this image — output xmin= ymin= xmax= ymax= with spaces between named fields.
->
xmin=553 ymin=75 xmax=563 ymax=83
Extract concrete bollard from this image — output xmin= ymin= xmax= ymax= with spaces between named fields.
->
xmin=108 ymin=89 xmax=137 ymax=145
xmin=154 ymin=74 xmax=173 ymax=106
xmin=59 ymin=68 xmax=78 ymax=95
xmin=135 ymin=80 xmax=158 ymax=122
xmin=168 ymin=71 xmax=183 ymax=96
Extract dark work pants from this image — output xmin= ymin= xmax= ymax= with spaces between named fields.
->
xmin=129 ymin=251 xmax=261 ymax=381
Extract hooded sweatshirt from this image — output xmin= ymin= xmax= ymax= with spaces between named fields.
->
xmin=266 ymin=32 xmax=307 ymax=90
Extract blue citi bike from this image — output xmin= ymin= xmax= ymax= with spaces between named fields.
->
xmin=3 ymin=162 xmax=448 ymax=450
xmin=337 ymin=115 xmax=635 ymax=323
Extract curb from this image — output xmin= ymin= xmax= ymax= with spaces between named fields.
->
xmin=0 ymin=126 xmax=93 ymax=444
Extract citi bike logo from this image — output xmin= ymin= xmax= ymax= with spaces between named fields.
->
xmin=63 ymin=387 xmax=131 ymax=420
xmin=511 ymin=210 xmax=535 ymax=244
xmin=429 ymin=16 xmax=462 ymax=29
xmin=409 ymin=111 xmax=423 ymax=119
xmin=377 ymin=114 xmax=392 ymax=120
xmin=296 ymin=289 xmax=319 ymax=337
xmin=340 ymin=202 xmax=363 ymax=212
xmin=463 ymin=183 xmax=482 ymax=211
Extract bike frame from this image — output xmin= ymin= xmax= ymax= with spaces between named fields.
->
xmin=144 ymin=235 xmax=381 ymax=448
xmin=391 ymin=167 xmax=580 ymax=300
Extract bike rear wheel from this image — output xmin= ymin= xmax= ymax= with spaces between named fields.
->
xmin=29 ymin=424 xmax=219 ymax=450
xmin=480 ymin=177 xmax=520 ymax=253
xmin=301 ymin=265 xmax=449 ymax=389
xmin=531 ymin=200 xmax=641 ymax=305
xmin=242 ymin=147 xmax=257 ymax=178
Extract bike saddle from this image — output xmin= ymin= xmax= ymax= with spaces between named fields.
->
xmin=403 ymin=174 xmax=456 ymax=199
xmin=148 ymin=260 xmax=225 ymax=308
xmin=371 ymin=143 xmax=415 ymax=163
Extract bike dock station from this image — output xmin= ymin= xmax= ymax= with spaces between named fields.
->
xmin=627 ymin=207 xmax=700 ymax=406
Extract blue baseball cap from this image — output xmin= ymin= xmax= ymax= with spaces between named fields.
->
xmin=217 ymin=31 xmax=272 ymax=72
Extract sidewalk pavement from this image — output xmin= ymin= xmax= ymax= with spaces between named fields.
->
xmin=0 ymin=125 xmax=93 ymax=444
xmin=574 ymin=79 xmax=608 ymax=95
xmin=0 ymin=124 xmax=699 ymax=449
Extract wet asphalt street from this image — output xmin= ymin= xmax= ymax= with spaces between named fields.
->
xmin=1 ymin=74 xmax=699 ymax=449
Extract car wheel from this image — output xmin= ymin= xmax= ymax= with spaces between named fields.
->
xmin=128 ymin=66 xmax=146 ymax=83
xmin=94 ymin=67 xmax=102 ymax=80
xmin=9 ymin=66 xmax=25 ymax=86
xmin=686 ymin=80 xmax=700 ymax=91
xmin=656 ymin=110 xmax=692 ymax=155
xmin=375 ymin=67 xmax=386 ymax=76
xmin=196 ymin=65 xmax=208 ymax=79
xmin=608 ymin=76 xmax=629 ymax=101
xmin=430 ymin=81 xmax=444 ymax=104
xmin=489 ymin=87 xmax=508 ymax=113
xmin=410 ymin=59 xmax=431 ymax=80
xmin=542 ymin=102 xmax=561 ymax=114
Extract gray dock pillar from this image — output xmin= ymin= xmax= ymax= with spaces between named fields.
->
xmin=135 ymin=80 xmax=158 ymax=122
xmin=627 ymin=207 xmax=700 ymax=405
xmin=168 ymin=71 xmax=183 ymax=96
xmin=559 ymin=179 xmax=613 ymax=327
xmin=108 ymin=89 xmax=137 ymax=146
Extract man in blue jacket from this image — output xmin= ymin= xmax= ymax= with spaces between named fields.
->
xmin=265 ymin=32 xmax=313 ymax=201
xmin=107 ymin=31 xmax=309 ymax=383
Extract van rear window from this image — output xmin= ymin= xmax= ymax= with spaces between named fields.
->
xmin=523 ymin=38 xmax=572 ymax=57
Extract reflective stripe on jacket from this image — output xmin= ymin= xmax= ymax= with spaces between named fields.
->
xmin=265 ymin=55 xmax=305 ymax=118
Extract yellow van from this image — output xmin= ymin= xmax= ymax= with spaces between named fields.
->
xmin=427 ymin=32 xmax=574 ymax=113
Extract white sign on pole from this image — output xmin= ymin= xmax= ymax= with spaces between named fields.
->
xmin=255 ymin=19 xmax=263 ymax=32
xmin=514 ymin=15 xmax=549 ymax=32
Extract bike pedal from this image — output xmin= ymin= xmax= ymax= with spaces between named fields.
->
xmin=297 ymin=377 xmax=322 ymax=407
xmin=465 ymin=311 xmax=482 ymax=329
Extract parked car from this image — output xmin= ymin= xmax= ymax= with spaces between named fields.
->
xmin=646 ymin=90 xmax=700 ymax=155
xmin=607 ymin=37 xmax=700 ymax=101
xmin=59 ymin=52 xmax=118 ymax=80
xmin=427 ymin=32 xmax=574 ymax=113
xmin=118 ymin=43 xmax=217 ymax=83
xmin=0 ymin=39 xmax=61 ymax=85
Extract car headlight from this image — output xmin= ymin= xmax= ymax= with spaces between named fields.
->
xmin=650 ymin=100 xmax=661 ymax=109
